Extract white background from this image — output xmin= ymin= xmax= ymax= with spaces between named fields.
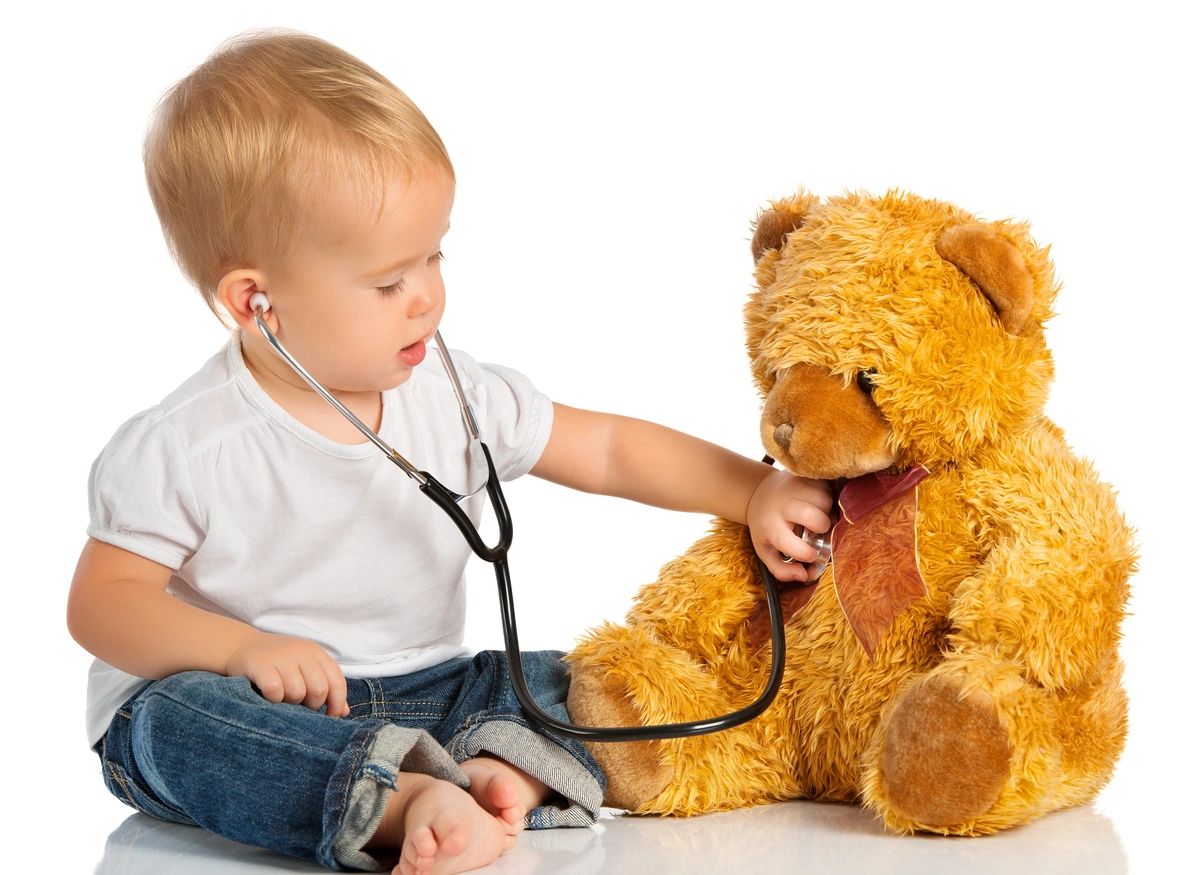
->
xmin=3 ymin=1 xmax=1194 ymax=871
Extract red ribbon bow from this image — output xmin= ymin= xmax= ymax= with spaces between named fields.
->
xmin=831 ymin=465 xmax=929 ymax=659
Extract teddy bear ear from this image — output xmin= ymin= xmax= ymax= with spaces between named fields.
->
xmin=935 ymin=223 xmax=1036 ymax=335
xmin=751 ymin=191 xmax=820 ymax=262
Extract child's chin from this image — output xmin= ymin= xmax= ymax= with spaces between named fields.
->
xmin=384 ymin=369 xmax=417 ymax=390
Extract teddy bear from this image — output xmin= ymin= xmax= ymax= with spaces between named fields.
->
xmin=565 ymin=188 xmax=1136 ymax=835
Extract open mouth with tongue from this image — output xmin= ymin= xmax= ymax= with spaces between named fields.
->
xmin=398 ymin=338 xmax=427 ymax=366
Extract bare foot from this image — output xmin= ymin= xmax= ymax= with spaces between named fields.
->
xmin=364 ymin=773 xmax=515 ymax=875
xmin=460 ymin=754 xmax=553 ymax=837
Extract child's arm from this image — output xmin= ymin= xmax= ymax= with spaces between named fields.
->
xmin=530 ymin=403 xmax=834 ymax=582
xmin=67 ymin=538 xmax=351 ymax=717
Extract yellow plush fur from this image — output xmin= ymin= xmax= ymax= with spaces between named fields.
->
xmin=565 ymin=189 xmax=1136 ymax=835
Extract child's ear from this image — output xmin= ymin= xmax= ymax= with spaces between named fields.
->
xmin=218 ymin=270 xmax=272 ymax=330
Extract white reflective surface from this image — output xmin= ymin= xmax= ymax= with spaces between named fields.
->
xmin=94 ymin=801 xmax=1126 ymax=875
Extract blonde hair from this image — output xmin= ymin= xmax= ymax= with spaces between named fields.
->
xmin=143 ymin=29 xmax=454 ymax=326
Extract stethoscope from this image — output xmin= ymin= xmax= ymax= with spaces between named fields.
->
xmin=249 ymin=292 xmax=831 ymax=741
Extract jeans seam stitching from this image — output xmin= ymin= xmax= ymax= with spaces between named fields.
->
xmin=142 ymin=689 xmax=344 ymax=759
xmin=332 ymin=741 xmax=356 ymax=823
xmin=105 ymin=760 xmax=136 ymax=807
xmin=329 ymin=727 xmax=378 ymax=861
xmin=367 ymin=678 xmax=383 ymax=719
xmin=488 ymin=652 xmax=503 ymax=711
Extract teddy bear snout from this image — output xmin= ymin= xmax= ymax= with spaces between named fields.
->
xmin=773 ymin=422 xmax=795 ymax=449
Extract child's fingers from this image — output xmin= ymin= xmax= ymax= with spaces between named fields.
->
xmin=753 ymin=531 xmax=812 ymax=584
xmin=298 ymin=660 xmax=331 ymax=712
xmin=786 ymin=499 xmax=833 ymax=536
xmin=764 ymin=551 xmax=812 ymax=584
xmin=252 ymin=667 xmax=286 ymax=704
xmin=277 ymin=662 xmax=309 ymax=705
xmin=319 ymin=652 xmax=350 ymax=718
xmin=792 ymin=477 xmax=835 ymax=510
xmin=774 ymin=526 xmax=819 ymax=568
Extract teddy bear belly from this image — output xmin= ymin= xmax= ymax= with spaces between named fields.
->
xmin=758 ymin=575 xmax=952 ymax=799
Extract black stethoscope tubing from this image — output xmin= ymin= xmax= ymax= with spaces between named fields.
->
xmin=251 ymin=302 xmax=788 ymax=742
xmin=420 ymin=441 xmax=789 ymax=742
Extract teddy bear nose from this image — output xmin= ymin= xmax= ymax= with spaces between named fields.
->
xmin=773 ymin=423 xmax=794 ymax=449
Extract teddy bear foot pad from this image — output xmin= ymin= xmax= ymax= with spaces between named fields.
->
xmin=880 ymin=675 xmax=1010 ymax=830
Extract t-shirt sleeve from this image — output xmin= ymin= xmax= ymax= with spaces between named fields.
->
xmin=467 ymin=357 xmax=554 ymax=482
xmin=86 ymin=412 xmax=204 ymax=570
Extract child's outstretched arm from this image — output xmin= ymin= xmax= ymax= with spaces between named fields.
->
xmin=530 ymin=403 xmax=834 ymax=582
xmin=67 ymin=538 xmax=351 ymax=717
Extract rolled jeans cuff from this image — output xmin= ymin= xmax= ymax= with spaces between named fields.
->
xmin=447 ymin=716 xmax=604 ymax=829
xmin=325 ymin=723 xmax=470 ymax=871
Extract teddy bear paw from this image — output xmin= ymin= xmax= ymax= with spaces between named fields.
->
xmin=877 ymin=674 xmax=1011 ymax=832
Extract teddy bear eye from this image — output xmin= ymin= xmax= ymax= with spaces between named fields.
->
xmin=856 ymin=369 xmax=878 ymax=396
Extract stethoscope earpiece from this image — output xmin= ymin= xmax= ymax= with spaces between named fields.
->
xmin=249 ymin=292 xmax=271 ymax=315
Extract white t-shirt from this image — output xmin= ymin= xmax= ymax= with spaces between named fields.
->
xmin=83 ymin=331 xmax=554 ymax=748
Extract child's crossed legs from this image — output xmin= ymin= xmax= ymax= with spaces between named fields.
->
xmin=94 ymin=652 xmax=602 ymax=872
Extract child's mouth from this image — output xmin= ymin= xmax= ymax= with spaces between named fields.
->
xmin=398 ymin=339 xmax=427 ymax=367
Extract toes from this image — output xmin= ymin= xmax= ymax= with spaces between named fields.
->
xmin=398 ymin=853 xmax=428 ymax=875
xmin=432 ymin=816 xmax=469 ymax=858
xmin=396 ymin=857 xmax=425 ymax=875
xmin=466 ymin=767 xmax=519 ymax=814
xmin=486 ymin=773 xmax=520 ymax=810
xmin=404 ymin=825 xmax=437 ymax=865
xmin=498 ymin=804 xmax=526 ymax=833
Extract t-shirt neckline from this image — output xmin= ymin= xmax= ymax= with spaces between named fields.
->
xmin=228 ymin=330 xmax=398 ymax=460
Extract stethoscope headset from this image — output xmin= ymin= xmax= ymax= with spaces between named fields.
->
xmin=249 ymin=292 xmax=828 ymax=742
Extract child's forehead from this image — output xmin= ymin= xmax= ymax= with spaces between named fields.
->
xmin=292 ymin=163 xmax=454 ymax=257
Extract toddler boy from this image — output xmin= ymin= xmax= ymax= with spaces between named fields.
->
xmin=67 ymin=29 xmax=832 ymax=875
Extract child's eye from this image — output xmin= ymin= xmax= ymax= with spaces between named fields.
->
xmin=377 ymin=253 xmax=443 ymax=296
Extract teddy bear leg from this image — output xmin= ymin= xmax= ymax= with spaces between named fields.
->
xmin=567 ymin=622 xmax=747 ymax=814
xmin=627 ymin=521 xmax=762 ymax=659
xmin=862 ymin=656 xmax=1077 ymax=835
xmin=566 ymin=665 xmax=674 ymax=810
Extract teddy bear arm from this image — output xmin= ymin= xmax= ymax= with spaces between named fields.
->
xmin=943 ymin=447 xmax=1136 ymax=690
xmin=947 ymin=522 xmax=1134 ymax=690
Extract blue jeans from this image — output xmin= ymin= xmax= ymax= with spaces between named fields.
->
xmin=92 ymin=650 xmax=606 ymax=871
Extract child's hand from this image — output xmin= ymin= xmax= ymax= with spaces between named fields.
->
xmin=747 ymin=469 xmax=835 ymax=583
xmin=226 ymin=631 xmax=352 ymax=718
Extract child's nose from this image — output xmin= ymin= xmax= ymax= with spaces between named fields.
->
xmin=406 ymin=275 xmax=441 ymax=318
